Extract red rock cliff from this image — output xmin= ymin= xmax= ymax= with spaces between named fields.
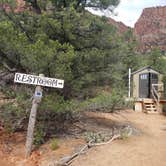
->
xmin=108 ymin=18 xmax=130 ymax=33
xmin=134 ymin=6 xmax=166 ymax=52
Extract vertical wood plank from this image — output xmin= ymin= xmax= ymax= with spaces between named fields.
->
xmin=25 ymin=74 xmax=43 ymax=157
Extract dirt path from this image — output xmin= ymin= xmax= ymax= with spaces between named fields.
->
xmin=71 ymin=111 xmax=166 ymax=166
xmin=1 ymin=110 xmax=166 ymax=166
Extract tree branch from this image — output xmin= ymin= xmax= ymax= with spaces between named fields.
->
xmin=56 ymin=134 xmax=121 ymax=166
xmin=2 ymin=61 xmax=16 ymax=72
xmin=2 ymin=10 xmax=34 ymax=42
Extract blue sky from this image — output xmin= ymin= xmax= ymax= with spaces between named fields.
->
xmin=87 ymin=0 xmax=166 ymax=27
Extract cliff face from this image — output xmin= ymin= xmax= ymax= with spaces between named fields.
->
xmin=108 ymin=18 xmax=130 ymax=34
xmin=134 ymin=6 xmax=166 ymax=52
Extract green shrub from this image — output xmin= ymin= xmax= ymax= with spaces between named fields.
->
xmin=81 ymin=89 xmax=125 ymax=112
xmin=33 ymin=127 xmax=46 ymax=147
xmin=39 ymin=94 xmax=78 ymax=113
xmin=50 ymin=138 xmax=59 ymax=150
xmin=1 ymin=86 xmax=33 ymax=100
xmin=0 ymin=103 xmax=28 ymax=132
xmin=1 ymin=87 xmax=16 ymax=98
xmin=0 ymin=87 xmax=32 ymax=132
xmin=31 ymin=94 xmax=80 ymax=140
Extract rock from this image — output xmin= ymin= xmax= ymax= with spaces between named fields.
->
xmin=134 ymin=6 xmax=166 ymax=52
xmin=108 ymin=18 xmax=130 ymax=33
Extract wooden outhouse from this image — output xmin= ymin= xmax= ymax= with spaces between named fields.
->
xmin=131 ymin=66 xmax=165 ymax=113
xmin=132 ymin=66 xmax=163 ymax=99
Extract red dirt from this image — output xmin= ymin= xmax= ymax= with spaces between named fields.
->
xmin=0 ymin=130 xmax=85 ymax=166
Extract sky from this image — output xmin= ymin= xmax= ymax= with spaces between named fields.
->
xmin=86 ymin=0 xmax=166 ymax=27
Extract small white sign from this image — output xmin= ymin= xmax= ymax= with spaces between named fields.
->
xmin=14 ymin=73 xmax=64 ymax=88
xmin=35 ymin=91 xmax=42 ymax=97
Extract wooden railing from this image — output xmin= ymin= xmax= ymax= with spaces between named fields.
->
xmin=151 ymin=84 xmax=163 ymax=111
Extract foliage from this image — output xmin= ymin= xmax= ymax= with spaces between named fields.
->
xmin=0 ymin=87 xmax=32 ymax=132
xmin=33 ymin=127 xmax=46 ymax=147
xmin=50 ymin=138 xmax=59 ymax=150
xmin=33 ymin=94 xmax=79 ymax=137
xmin=81 ymin=89 xmax=125 ymax=112
xmin=0 ymin=8 xmax=123 ymax=96
xmin=24 ymin=0 xmax=120 ymax=12
xmin=1 ymin=87 xmax=16 ymax=98
xmin=0 ymin=102 xmax=28 ymax=132
xmin=147 ymin=48 xmax=166 ymax=72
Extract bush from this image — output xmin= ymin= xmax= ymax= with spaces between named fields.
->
xmin=81 ymin=89 xmax=125 ymax=112
xmin=1 ymin=87 xmax=16 ymax=99
xmin=0 ymin=90 xmax=80 ymax=145
xmin=39 ymin=94 xmax=78 ymax=113
xmin=0 ymin=103 xmax=28 ymax=132
xmin=0 ymin=87 xmax=32 ymax=132
xmin=1 ymin=86 xmax=33 ymax=100
xmin=33 ymin=127 xmax=46 ymax=147
xmin=50 ymin=138 xmax=59 ymax=150
xmin=33 ymin=94 xmax=80 ymax=138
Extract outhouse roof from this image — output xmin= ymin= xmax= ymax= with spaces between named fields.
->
xmin=131 ymin=66 xmax=161 ymax=75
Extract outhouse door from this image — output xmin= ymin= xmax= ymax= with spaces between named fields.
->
xmin=139 ymin=73 xmax=158 ymax=98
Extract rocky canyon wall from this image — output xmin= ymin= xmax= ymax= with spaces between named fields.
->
xmin=134 ymin=6 xmax=166 ymax=52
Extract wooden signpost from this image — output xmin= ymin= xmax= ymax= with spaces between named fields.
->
xmin=14 ymin=73 xmax=64 ymax=157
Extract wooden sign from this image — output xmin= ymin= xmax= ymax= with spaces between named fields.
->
xmin=14 ymin=73 xmax=64 ymax=88
xmin=14 ymin=73 xmax=64 ymax=157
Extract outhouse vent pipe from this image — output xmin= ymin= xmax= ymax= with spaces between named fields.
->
xmin=128 ymin=68 xmax=131 ymax=98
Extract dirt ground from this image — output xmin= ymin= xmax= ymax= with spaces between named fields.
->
xmin=72 ymin=110 xmax=166 ymax=166
xmin=0 ymin=110 xmax=166 ymax=166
